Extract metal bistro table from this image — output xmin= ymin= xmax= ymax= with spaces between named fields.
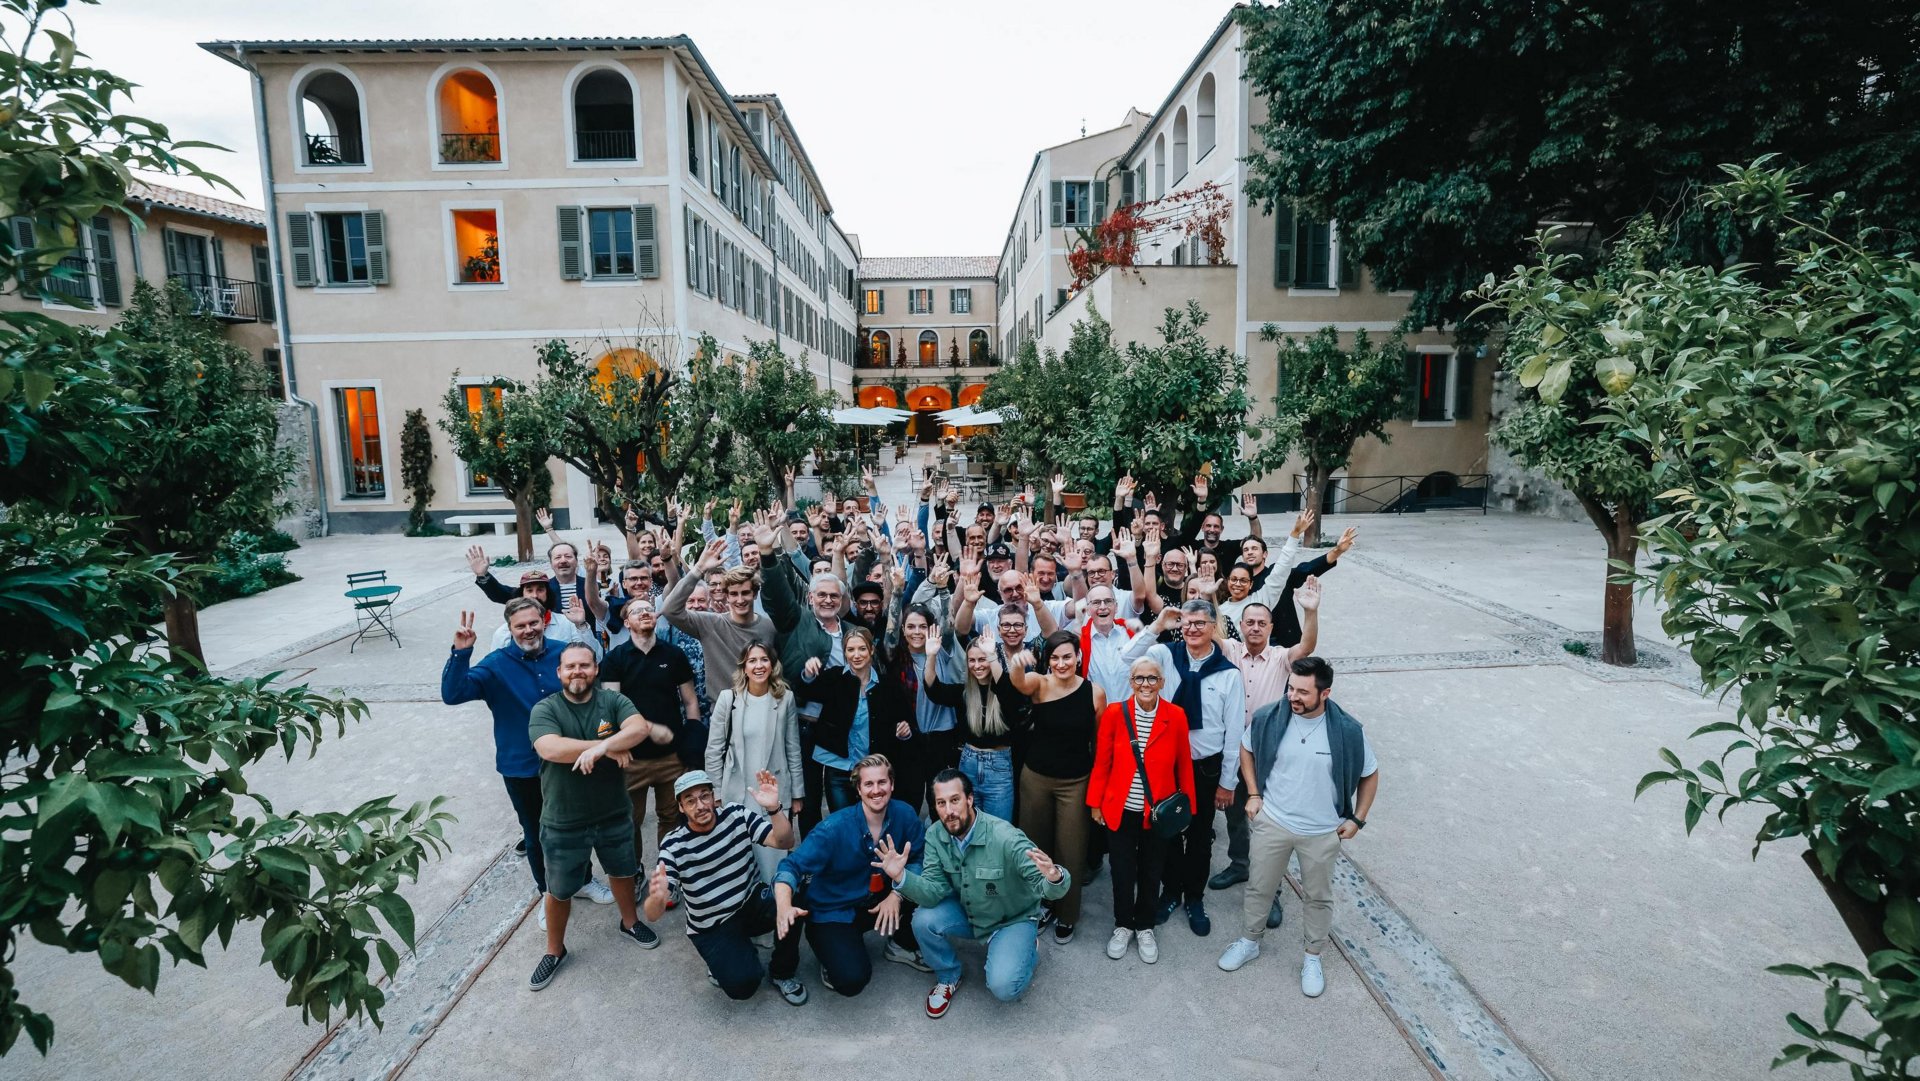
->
xmin=345 ymin=572 xmax=403 ymax=651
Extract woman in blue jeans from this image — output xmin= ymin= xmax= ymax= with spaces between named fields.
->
xmin=923 ymin=637 xmax=1027 ymax=820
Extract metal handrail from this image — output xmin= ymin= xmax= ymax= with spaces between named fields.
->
xmin=574 ymin=129 xmax=636 ymax=160
xmin=1293 ymin=473 xmax=1491 ymax=515
xmin=304 ymin=132 xmax=365 ymax=165
xmin=168 ymin=272 xmax=265 ymax=323
xmin=439 ymin=132 xmax=500 ymax=163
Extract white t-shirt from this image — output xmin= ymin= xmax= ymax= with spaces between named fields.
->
xmin=1243 ymin=711 xmax=1376 ymax=836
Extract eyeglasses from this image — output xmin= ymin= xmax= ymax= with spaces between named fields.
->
xmin=1131 ymin=675 xmax=1163 ymax=684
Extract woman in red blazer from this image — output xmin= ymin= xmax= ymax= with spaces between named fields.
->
xmin=1087 ymin=656 xmax=1196 ymax=964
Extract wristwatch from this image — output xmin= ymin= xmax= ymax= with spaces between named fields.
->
xmin=1348 ymin=816 xmax=1367 ymax=830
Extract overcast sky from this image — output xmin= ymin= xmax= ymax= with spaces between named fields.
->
xmin=68 ymin=0 xmax=1237 ymax=257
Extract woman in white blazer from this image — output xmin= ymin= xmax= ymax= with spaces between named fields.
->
xmin=705 ymin=641 xmax=806 ymax=880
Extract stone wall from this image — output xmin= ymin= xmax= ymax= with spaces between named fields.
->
xmin=1483 ymin=370 xmax=1589 ymax=523
xmin=274 ymin=400 xmax=326 ymax=539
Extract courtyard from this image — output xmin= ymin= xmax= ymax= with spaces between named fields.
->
xmin=7 ymin=466 xmax=1857 ymax=1080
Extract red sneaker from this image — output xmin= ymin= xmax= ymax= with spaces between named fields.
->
xmin=925 ymin=979 xmax=960 ymax=1019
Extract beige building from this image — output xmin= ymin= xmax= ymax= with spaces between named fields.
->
xmin=1026 ymin=9 xmax=1493 ymax=513
xmin=202 ymin=36 xmax=860 ymax=532
xmin=995 ymin=111 xmax=1152 ymax=360
xmin=852 ymin=255 xmax=999 ymax=440
xmin=3 ymin=178 xmax=280 ymax=381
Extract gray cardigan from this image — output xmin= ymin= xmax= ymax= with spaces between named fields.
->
xmin=704 ymin=686 xmax=805 ymax=803
xmin=1246 ymin=697 xmax=1368 ymax=822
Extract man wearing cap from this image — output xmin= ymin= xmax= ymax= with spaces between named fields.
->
xmin=487 ymin=570 xmax=602 ymax=657
xmin=646 ymin=768 xmax=808 ymax=1005
xmin=959 ymin=567 xmax=1066 ymax=644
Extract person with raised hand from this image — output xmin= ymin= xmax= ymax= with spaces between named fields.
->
xmin=662 ymin=536 xmax=776 ymax=695
xmin=1005 ymin=630 xmax=1105 ymax=945
xmin=884 ymin=770 xmax=1071 ymax=1017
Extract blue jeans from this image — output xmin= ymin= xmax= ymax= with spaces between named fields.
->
xmin=821 ymin=765 xmax=857 ymax=813
xmin=911 ymin=897 xmax=1039 ymax=1001
xmin=501 ymin=774 xmax=546 ymax=894
xmin=959 ymin=745 xmax=1014 ymax=821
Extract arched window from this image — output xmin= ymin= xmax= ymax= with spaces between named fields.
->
xmin=296 ymin=67 xmax=367 ymax=166
xmin=968 ymin=330 xmax=988 ymax=363
xmin=1172 ymin=107 xmax=1189 ymax=183
xmin=918 ymin=330 xmax=939 ymax=365
xmin=869 ymin=330 xmax=891 ymax=367
xmin=572 ymin=68 xmax=635 ymax=161
xmin=435 ymin=68 xmax=501 ymax=164
xmin=1196 ymin=75 xmax=1216 ymax=159
xmin=1153 ymin=134 xmax=1167 ymax=198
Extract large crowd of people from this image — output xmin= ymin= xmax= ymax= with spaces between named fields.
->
xmin=442 ymin=467 xmax=1380 ymax=1016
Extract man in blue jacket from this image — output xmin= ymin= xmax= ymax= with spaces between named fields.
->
xmin=773 ymin=753 xmax=931 ymax=995
xmin=442 ymin=599 xmax=614 ymax=916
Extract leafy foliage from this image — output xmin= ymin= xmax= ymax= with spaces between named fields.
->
xmin=708 ymin=341 xmax=847 ymax=505
xmin=1262 ymin=325 xmax=1404 ymax=543
xmin=436 ymin=379 xmax=552 ymax=561
xmin=399 ymin=409 xmax=438 ymax=536
xmin=1499 ymin=162 xmax=1920 ymax=1078
xmin=977 ymin=307 xmax=1115 ymax=481
xmin=200 ymin=530 xmax=300 ymax=606
xmin=1238 ymin=0 xmax=1920 ymax=336
xmin=0 ymin=0 xmax=451 ymax=1056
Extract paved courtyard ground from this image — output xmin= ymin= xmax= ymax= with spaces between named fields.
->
xmin=9 ymin=467 xmax=1860 ymax=1080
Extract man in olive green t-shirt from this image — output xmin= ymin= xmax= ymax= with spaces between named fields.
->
xmin=525 ymin=643 xmax=671 ymax=990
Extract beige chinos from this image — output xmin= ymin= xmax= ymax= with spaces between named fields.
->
xmin=1241 ymin=812 xmax=1341 ymax=952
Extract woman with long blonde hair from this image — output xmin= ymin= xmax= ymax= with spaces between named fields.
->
xmin=707 ymin=642 xmax=805 ymax=880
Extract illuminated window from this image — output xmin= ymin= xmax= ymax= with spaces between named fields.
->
xmin=451 ymin=208 xmax=501 ymax=283
xmin=918 ymin=330 xmax=939 ymax=364
xmin=436 ymin=69 xmax=501 ymax=164
xmin=969 ymin=329 xmax=988 ymax=362
xmin=462 ymin=385 xmax=504 ymax=494
xmin=333 ymin=387 xmax=384 ymax=497
xmin=869 ymin=330 xmax=891 ymax=367
xmin=864 ymin=289 xmax=883 ymax=315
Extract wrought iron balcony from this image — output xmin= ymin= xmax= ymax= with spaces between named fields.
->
xmin=169 ymin=272 xmax=267 ymax=324
xmin=304 ymin=132 xmax=365 ymax=166
xmin=574 ymin=129 xmax=636 ymax=161
xmin=439 ymin=131 xmax=501 ymax=164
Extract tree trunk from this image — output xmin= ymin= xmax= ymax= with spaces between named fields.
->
xmin=512 ymin=495 xmax=534 ymax=563
xmin=1801 ymin=849 xmax=1893 ymax=959
xmin=164 ymin=594 xmax=205 ymax=669
xmin=1302 ymin=460 xmax=1329 ymax=547
xmin=1601 ymin=505 xmax=1639 ymax=666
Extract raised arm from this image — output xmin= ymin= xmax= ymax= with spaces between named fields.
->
xmin=1286 ymin=575 xmax=1322 ymax=662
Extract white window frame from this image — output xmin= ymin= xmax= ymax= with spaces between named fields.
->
xmin=950 ymin=287 xmax=972 ymax=314
xmin=1061 ymin=180 xmax=1093 ymax=228
xmin=909 ymin=288 xmax=933 ymax=315
xmin=308 ymin=202 xmax=376 ymax=292
xmin=562 ymin=61 xmax=644 ymax=169
xmin=38 ymin=217 xmax=108 ymax=312
xmin=426 ymin=60 xmax=510 ymax=173
xmin=453 ymin=379 xmax=512 ymax=502
xmin=320 ymin=379 xmax=395 ymax=506
xmin=443 ymin=199 xmax=508 ymax=292
xmin=1410 ymin=346 xmax=1460 ymax=428
xmin=288 ymin=62 xmax=374 ymax=176
xmin=581 ymin=205 xmax=639 ymax=285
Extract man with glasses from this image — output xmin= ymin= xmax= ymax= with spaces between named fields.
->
xmin=1078 ymin=585 xmax=1136 ymax=705
xmin=663 ymin=538 xmax=775 ymax=693
xmin=1125 ymin=599 xmax=1246 ymax=938
xmin=601 ymin=597 xmax=700 ymax=870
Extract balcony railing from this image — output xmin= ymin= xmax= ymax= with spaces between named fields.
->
xmin=1293 ymin=473 xmax=1490 ymax=515
xmin=857 ymin=353 xmax=1000 ymax=370
xmin=304 ymin=132 xmax=365 ymax=166
xmin=574 ymin=129 xmax=637 ymax=161
xmin=43 ymin=254 xmax=95 ymax=304
xmin=439 ymin=131 xmax=501 ymax=164
xmin=169 ymin=272 xmax=267 ymax=324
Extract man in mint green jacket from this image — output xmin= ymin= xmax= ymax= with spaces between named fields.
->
xmin=873 ymin=768 xmax=1070 ymax=1018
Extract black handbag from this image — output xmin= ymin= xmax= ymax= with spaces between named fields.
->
xmin=1122 ymin=702 xmax=1192 ymax=839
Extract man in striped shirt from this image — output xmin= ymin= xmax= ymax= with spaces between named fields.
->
xmin=644 ymin=768 xmax=808 ymax=1005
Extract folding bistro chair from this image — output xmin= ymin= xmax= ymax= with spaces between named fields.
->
xmin=345 ymin=571 xmax=402 ymax=651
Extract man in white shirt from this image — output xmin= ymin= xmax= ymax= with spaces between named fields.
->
xmin=1217 ymin=656 xmax=1379 ymax=998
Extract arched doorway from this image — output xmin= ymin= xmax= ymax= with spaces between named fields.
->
xmin=959 ymin=383 xmax=986 ymax=407
xmin=968 ymin=329 xmax=988 ymax=363
xmin=857 ymin=385 xmax=899 ymax=409
xmin=868 ymin=330 xmax=891 ymax=368
xmin=918 ymin=330 xmax=939 ymax=366
xmin=907 ymin=385 xmax=951 ymax=444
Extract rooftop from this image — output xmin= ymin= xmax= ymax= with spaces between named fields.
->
xmin=858 ymin=255 xmax=999 ymax=281
xmin=128 ymin=178 xmax=266 ymax=228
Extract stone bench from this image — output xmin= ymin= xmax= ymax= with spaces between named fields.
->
xmin=444 ymin=514 xmax=518 ymax=537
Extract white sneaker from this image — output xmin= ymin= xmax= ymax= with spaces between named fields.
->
xmin=1136 ymin=929 xmax=1159 ymax=964
xmin=574 ymin=878 xmax=615 ymax=905
xmin=1218 ymin=937 xmax=1261 ymax=972
xmin=885 ymin=942 xmax=934 ymax=973
xmin=1106 ymin=927 xmax=1133 ymax=960
xmin=1301 ymin=952 xmax=1325 ymax=997
xmin=535 ymin=891 xmax=548 ymax=932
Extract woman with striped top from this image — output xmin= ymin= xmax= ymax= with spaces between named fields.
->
xmin=1086 ymin=655 xmax=1195 ymax=964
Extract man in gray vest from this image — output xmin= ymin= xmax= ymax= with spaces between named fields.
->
xmin=1215 ymin=656 xmax=1378 ymax=997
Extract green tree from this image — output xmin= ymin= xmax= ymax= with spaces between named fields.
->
xmin=1055 ymin=302 xmax=1281 ymax=519
xmin=400 ymin=408 xmax=436 ymax=536
xmin=436 ymin=379 xmax=553 ymax=562
xmin=0 ymin=0 xmax=451 ymax=1057
xmin=1238 ymin=0 xmax=1920 ymax=336
xmin=1497 ymin=163 xmax=1920 ymax=1076
xmin=110 ymin=279 xmax=295 ymax=666
xmin=1261 ymin=325 xmax=1404 ymax=545
xmin=978 ymin=305 xmax=1116 ymax=481
xmin=711 ymin=341 xmax=846 ymax=504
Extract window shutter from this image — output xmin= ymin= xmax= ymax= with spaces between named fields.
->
xmin=362 ymin=210 xmax=389 ymax=284
xmin=1452 ymin=351 xmax=1475 ymax=420
xmin=1301 ymin=218 xmax=1331 ymax=287
xmin=1092 ymin=180 xmax=1107 ymax=224
xmin=633 ymin=204 xmax=658 ymax=279
xmin=684 ymin=206 xmax=697 ymax=290
xmin=162 ymin=226 xmax=183 ymax=277
xmin=7 ymin=217 xmax=33 ymax=287
xmin=285 ymin=213 xmax=317 ymax=287
xmin=210 ymin=235 xmax=228 ymax=284
xmin=1397 ymin=352 xmax=1422 ymax=421
xmin=1271 ymin=204 xmax=1294 ymax=289
xmin=1120 ymin=169 xmax=1135 ymax=208
xmin=1049 ymin=181 xmax=1063 ymax=228
xmin=706 ymin=222 xmax=718 ymax=297
xmin=91 ymin=215 xmax=121 ymax=306
xmin=1337 ymin=224 xmax=1360 ymax=288
xmin=251 ymin=243 xmax=275 ymax=321
xmin=556 ymin=205 xmax=585 ymax=280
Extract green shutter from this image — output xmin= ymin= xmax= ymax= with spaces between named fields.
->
xmin=91 ymin=214 xmax=121 ymax=306
xmin=161 ymin=226 xmax=183 ymax=277
xmin=1397 ymin=351 xmax=1422 ymax=421
xmin=1049 ymin=181 xmax=1064 ymax=228
xmin=1452 ymin=350 xmax=1475 ymax=420
xmin=557 ymin=205 xmax=585 ymax=280
xmin=1271 ymin=203 xmax=1295 ymax=289
xmin=1092 ymin=180 xmax=1108 ymax=224
xmin=285 ymin=213 xmax=316 ymax=287
xmin=362 ymin=210 xmax=389 ymax=284
xmin=8 ymin=216 xmax=33 ymax=287
xmin=684 ymin=206 xmax=697 ymax=289
xmin=1337 ymin=224 xmax=1360 ymax=288
xmin=634 ymin=204 xmax=658 ymax=279
xmin=1300 ymin=218 xmax=1331 ymax=287
xmin=251 ymin=243 xmax=275 ymax=321
xmin=1120 ymin=169 xmax=1135 ymax=208
xmin=210 ymin=234 xmax=228 ymax=284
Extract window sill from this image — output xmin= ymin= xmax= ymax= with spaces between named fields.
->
xmin=452 ymin=281 xmax=510 ymax=292
xmin=582 ymin=276 xmax=641 ymax=287
xmin=567 ymin=157 xmax=642 ymax=168
xmin=432 ymin=160 xmax=508 ymax=171
xmin=1286 ymin=287 xmax=1340 ymax=297
xmin=317 ymin=283 xmax=378 ymax=294
xmin=338 ymin=493 xmax=390 ymax=501
xmin=1410 ymin=419 xmax=1457 ymax=428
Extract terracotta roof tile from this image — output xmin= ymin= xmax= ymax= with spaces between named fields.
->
xmin=857 ymin=255 xmax=998 ymax=281
xmin=127 ymin=179 xmax=266 ymax=228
